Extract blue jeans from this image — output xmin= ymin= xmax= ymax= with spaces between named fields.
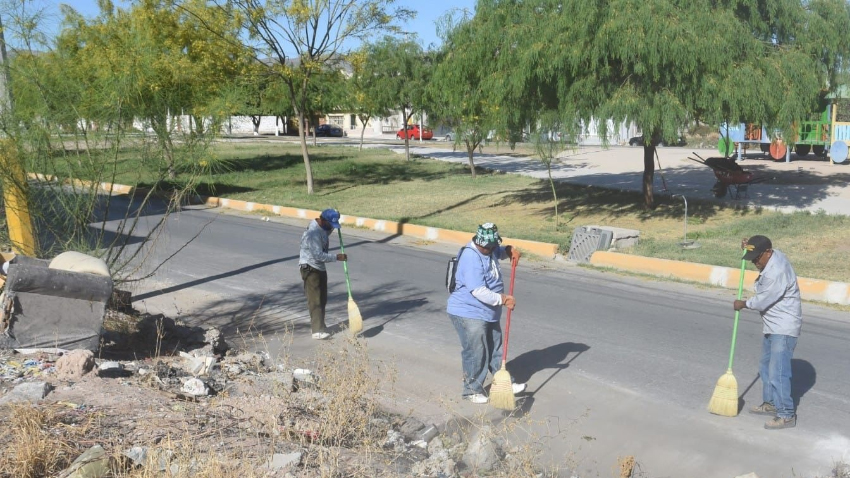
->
xmin=449 ymin=314 xmax=503 ymax=396
xmin=760 ymin=334 xmax=798 ymax=419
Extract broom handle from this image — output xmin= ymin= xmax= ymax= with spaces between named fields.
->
xmin=727 ymin=254 xmax=747 ymax=370
xmin=502 ymin=256 xmax=518 ymax=363
xmin=337 ymin=229 xmax=353 ymax=300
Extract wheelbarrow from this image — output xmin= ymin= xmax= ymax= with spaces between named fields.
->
xmin=688 ymin=153 xmax=766 ymax=199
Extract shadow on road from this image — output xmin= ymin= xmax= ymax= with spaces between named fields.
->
xmin=791 ymin=358 xmax=817 ymax=409
xmin=736 ymin=358 xmax=816 ymax=413
xmin=506 ymin=342 xmax=590 ymax=416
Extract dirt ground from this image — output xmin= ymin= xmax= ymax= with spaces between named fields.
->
xmin=0 ymin=309 xmax=547 ymax=478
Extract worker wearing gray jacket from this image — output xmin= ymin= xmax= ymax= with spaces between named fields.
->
xmin=734 ymin=235 xmax=802 ymax=430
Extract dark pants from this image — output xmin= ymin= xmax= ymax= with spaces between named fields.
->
xmin=300 ymin=265 xmax=328 ymax=333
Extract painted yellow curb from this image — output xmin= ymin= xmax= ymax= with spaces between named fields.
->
xmin=590 ymin=251 xmax=850 ymax=306
xmin=27 ymin=173 xmax=134 ymax=195
xmin=198 ymin=198 xmax=559 ymax=257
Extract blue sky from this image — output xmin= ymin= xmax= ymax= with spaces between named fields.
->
xmin=40 ymin=0 xmax=475 ymax=49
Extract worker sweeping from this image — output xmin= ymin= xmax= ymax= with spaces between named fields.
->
xmin=298 ymin=208 xmax=347 ymax=340
xmin=446 ymin=223 xmax=525 ymax=404
xmin=734 ymin=235 xmax=803 ymax=430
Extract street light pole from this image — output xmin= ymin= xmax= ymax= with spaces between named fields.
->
xmin=0 ymin=15 xmax=37 ymax=256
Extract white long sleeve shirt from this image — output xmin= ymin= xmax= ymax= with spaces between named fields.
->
xmin=746 ymin=250 xmax=802 ymax=337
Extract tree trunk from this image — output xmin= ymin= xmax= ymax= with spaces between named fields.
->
xmin=466 ymin=141 xmax=477 ymax=178
xmin=547 ymin=162 xmax=559 ymax=228
xmin=251 ymin=116 xmax=261 ymax=136
xmin=297 ymin=111 xmax=314 ymax=194
xmin=359 ymin=114 xmax=370 ymax=151
xmin=643 ymin=144 xmax=656 ymax=209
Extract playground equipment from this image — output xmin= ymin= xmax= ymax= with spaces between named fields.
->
xmin=718 ymin=100 xmax=850 ymax=164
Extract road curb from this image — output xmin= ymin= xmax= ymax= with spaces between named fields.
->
xmin=590 ymin=251 xmax=850 ymax=306
xmin=198 ymin=196 xmax=560 ymax=257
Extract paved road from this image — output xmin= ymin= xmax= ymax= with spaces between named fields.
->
xmin=117 ymin=201 xmax=850 ymax=478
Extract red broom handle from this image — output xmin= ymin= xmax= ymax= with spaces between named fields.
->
xmin=502 ymin=256 xmax=518 ymax=360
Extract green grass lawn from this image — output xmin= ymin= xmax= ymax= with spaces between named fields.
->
xmin=89 ymin=141 xmax=850 ymax=282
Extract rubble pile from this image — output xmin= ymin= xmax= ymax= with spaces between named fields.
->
xmin=0 ymin=309 xmax=516 ymax=478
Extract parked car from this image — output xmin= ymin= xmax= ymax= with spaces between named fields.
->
xmin=628 ymin=135 xmax=686 ymax=147
xmin=396 ymin=125 xmax=433 ymax=140
xmin=443 ymin=131 xmax=455 ymax=142
xmin=315 ymin=124 xmax=344 ymax=137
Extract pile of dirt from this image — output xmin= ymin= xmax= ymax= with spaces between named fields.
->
xmin=0 ymin=309 xmax=536 ymax=478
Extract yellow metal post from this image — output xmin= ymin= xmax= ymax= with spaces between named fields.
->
xmin=0 ymin=16 xmax=36 ymax=256
xmin=1 ymin=139 xmax=36 ymax=255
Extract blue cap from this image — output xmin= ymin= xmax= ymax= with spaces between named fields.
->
xmin=320 ymin=208 xmax=341 ymax=229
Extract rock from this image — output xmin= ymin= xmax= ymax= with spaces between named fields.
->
xmin=419 ymin=425 xmax=439 ymax=443
xmin=179 ymin=352 xmax=214 ymax=376
xmin=57 ymin=445 xmax=109 ymax=478
xmin=266 ymin=452 xmax=302 ymax=470
xmin=461 ymin=426 xmax=500 ymax=472
xmin=427 ymin=436 xmax=444 ymax=455
xmin=181 ymin=378 xmax=209 ymax=396
xmin=399 ymin=416 xmax=426 ymax=440
xmin=0 ymin=381 xmax=52 ymax=404
xmin=384 ymin=429 xmax=406 ymax=452
xmin=97 ymin=361 xmax=130 ymax=378
xmin=204 ymin=327 xmax=228 ymax=354
xmin=122 ymin=446 xmax=148 ymax=466
xmin=55 ymin=350 xmax=95 ymax=381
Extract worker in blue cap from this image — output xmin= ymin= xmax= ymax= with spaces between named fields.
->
xmin=298 ymin=208 xmax=347 ymax=339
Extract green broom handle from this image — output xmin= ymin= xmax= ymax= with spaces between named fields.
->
xmin=727 ymin=254 xmax=747 ymax=370
xmin=502 ymin=256 xmax=518 ymax=361
xmin=337 ymin=229 xmax=353 ymax=300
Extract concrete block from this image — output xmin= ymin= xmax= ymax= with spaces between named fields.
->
xmin=0 ymin=381 xmax=52 ymax=404
xmin=586 ymin=225 xmax=640 ymax=249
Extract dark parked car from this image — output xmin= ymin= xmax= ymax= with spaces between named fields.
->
xmin=315 ymin=124 xmax=344 ymax=137
xmin=628 ymin=135 xmax=687 ymax=147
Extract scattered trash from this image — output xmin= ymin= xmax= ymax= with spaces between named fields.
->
xmin=181 ymin=378 xmax=209 ymax=397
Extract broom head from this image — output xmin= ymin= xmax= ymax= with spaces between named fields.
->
xmin=348 ymin=297 xmax=363 ymax=335
xmin=708 ymin=369 xmax=739 ymax=417
xmin=489 ymin=365 xmax=515 ymax=410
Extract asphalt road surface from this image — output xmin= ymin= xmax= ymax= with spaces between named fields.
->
xmin=116 ymin=201 xmax=850 ymax=477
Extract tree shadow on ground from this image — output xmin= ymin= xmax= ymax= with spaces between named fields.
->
xmin=497 ymin=159 xmax=850 ymax=222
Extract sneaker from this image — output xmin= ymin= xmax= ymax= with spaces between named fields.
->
xmin=464 ymin=393 xmax=489 ymax=404
xmin=512 ymin=383 xmax=527 ymax=394
xmin=311 ymin=332 xmax=331 ymax=340
xmin=749 ymin=402 xmax=777 ymax=416
xmin=764 ymin=415 xmax=796 ymax=430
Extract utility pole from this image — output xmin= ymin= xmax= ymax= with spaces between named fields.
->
xmin=0 ymin=15 xmax=36 ymax=256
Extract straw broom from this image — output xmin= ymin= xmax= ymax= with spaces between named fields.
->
xmin=490 ymin=256 xmax=519 ymax=410
xmin=708 ymin=254 xmax=748 ymax=416
xmin=337 ymin=229 xmax=362 ymax=335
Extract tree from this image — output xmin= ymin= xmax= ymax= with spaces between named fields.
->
xmin=430 ymin=11 xmax=497 ymax=178
xmin=217 ymin=0 xmax=414 ymax=193
xmin=346 ymin=47 xmax=391 ymax=150
xmin=473 ymin=0 xmax=850 ymax=208
xmin=362 ymin=37 xmax=432 ymax=161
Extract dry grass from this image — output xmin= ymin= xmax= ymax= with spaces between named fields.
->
xmin=0 ymin=403 xmax=85 ymax=478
